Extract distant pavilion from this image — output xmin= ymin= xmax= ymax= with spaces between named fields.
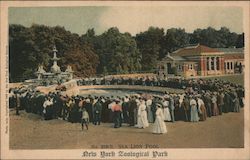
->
xmin=157 ymin=44 xmax=244 ymax=78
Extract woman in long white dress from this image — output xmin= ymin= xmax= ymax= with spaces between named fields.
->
xmin=162 ymin=99 xmax=171 ymax=121
xmin=146 ymin=99 xmax=154 ymax=123
xmin=152 ymin=104 xmax=167 ymax=134
xmin=190 ymin=96 xmax=199 ymax=122
xmin=136 ymin=100 xmax=149 ymax=128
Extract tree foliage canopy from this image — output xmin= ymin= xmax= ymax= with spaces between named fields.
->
xmin=9 ymin=24 xmax=244 ymax=82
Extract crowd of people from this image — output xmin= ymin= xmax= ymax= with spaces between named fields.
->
xmin=77 ymin=76 xmax=226 ymax=91
xmin=9 ymin=77 xmax=244 ymax=134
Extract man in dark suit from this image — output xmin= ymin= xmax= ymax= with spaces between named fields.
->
xmin=217 ymin=90 xmax=224 ymax=115
xmin=93 ymin=99 xmax=102 ymax=125
xmin=182 ymin=95 xmax=190 ymax=121
xmin=151 ymin=97 xmax=157 ymax=122
xmin=204 ymin=92 xmax=212 ymax=117
xmin=128 ymin=96 xmax=136 ymax=126
xmin=169 ymin=95 xmax=175 ymax=122
xmin=236 ymin=87 xmax=244 ymax=108
xmin=122 ymin=96 xmax=129 ymax=123
xmin=228 ymin=89 xmax=235 ymax=112
xmin=102 ymin=97 xmax=111 ymax=123
xmin=36 ymin=92 xmax=46 ymax=116
xmin=14 ymin=91 xmax=20 ymax=115
xmin=223 ymin=90 xmax=230 ymax=113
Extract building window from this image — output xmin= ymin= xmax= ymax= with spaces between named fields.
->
xmin=178 ymin=64 xmax=182 ymax=70
xmin=207 ymin=57 xmax=210 ymax=70
xmin=231 ymin=62 xmax=233 ymax=70
xmin=211 ymin=57 xmax=214 ymax=70
xmin=188 ymin=64 xmax=193 ymax=70
xmin=227 ymin=62 xmax=230 ymax=70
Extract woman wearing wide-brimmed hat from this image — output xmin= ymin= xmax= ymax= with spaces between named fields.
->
xmin=152 ymin=104 xmax=167 ymax=134
xmin=136 ymin=99 xmax=149 ymax=129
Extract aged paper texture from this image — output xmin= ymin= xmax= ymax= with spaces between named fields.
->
xmin=1 ymin=1 xmax=250 ymax=159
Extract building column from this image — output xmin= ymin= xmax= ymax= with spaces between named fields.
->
xmin=194 ymin=63 xmax=198 ymax=76
xmin=204 ymin=57 xmax=207 ymax=76
xmin=209 ymin=57 xmax=212 ymax=71
xmin=217 ymin=57 xmax=220 ymax=71
xmin=183 ymin=63 xmax=188 ymax=78
xmin=216 ymin=57 xmax=221 ymax=71
xmin=220 ymin=57 xmax=222 ymax=71
xmin=214 ymin=56 xmax=217 ymax=72
xmin=200 ymin=56 xmax=204 ymax=76
xmin=165 ymin=64 xmax=168 ymax=76
xmin=225 ymin=61 xmax=227 ymax=71
xmin=219 ymin=57 xmax=224 ymax=74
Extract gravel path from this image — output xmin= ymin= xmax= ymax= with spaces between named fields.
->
xmin=10 ymin=108 xmax=244 ymax=149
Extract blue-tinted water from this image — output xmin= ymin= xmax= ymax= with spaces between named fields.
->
xmin=79 ymin=88 xmax=163 ymax=97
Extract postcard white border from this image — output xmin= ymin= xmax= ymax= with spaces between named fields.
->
xmin=1 ymin=1 xmax=250 ymax=159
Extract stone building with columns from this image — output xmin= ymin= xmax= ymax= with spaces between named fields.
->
xmin=217 ymin=47 xmax=244 ymax=74
xmin=157 ymin=44 xmax=244 ymax=79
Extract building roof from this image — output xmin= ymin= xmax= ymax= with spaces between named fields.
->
xmin=171 ymin=55 xmax=187 ymax=61
xmin=161 ymin=54 xmax=187 ymax=62
xmin=159 ymin=44 xmax=244 ymax=65
xmin=172 ymin=44 xmax=223 ymax=56
xmin=216 ymin=48 xmax=244 ymax=54
xmin=224 ymin=55 xmax=244 ymax=59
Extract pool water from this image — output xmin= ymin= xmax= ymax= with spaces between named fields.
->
xmin=79 ymin=89 xmax=137 ymax=97
xmin=78 ymin=88 xmax=165 ymax=98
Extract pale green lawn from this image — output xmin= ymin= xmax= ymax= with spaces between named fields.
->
xmin=203 ymin=74 xmax=244 ymax=86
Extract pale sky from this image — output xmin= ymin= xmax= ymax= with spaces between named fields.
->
xmin=9 ymin=6 xmax=243 ymax=35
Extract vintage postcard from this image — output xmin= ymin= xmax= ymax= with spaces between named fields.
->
xmin=0 ymin=1 xmax=249 ymax=159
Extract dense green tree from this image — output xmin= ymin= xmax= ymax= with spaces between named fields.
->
xmin=9 ymin=24 xmax=244 ymax=82
xmin=218 ymin=27 xmax=238 ymax=47
xmin=93 ymin=27 xmax=141 ymax=74
xmin=80 ymin=28 xmax=96 ymax=46
xmin=191 ymin=27 xmax=219 ymax=47
xmin=9 ymin=24 xmax=99 ymax=82
xmin=135 ymin=27 xmax=164 ymax=71
xmin=190 ymin=27 xmax=242 ymax=48
xmin=64 ymin=44 xmax=99 ymax=77
xmin=161 ymin=28 xmax=190 ymax=58
xmin=235 ymin=33 xmax=244 ymax=48
xmin=9 ymin=24 xmax=41 ymax=82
